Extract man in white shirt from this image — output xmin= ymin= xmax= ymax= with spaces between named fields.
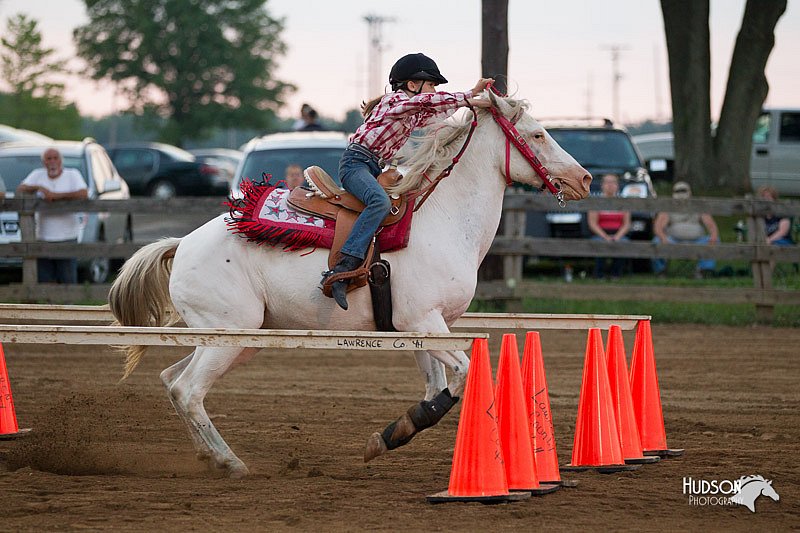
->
xmin=17 ymin=148 xmax=88 ymax=283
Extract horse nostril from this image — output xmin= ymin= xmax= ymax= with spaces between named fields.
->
xmin=582 ymin=174 xmax=592 ymax=191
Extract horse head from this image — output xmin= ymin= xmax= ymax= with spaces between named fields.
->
xmin=732 ymin=475 xmax=780 ymax=512
xmin=757 ymin=478 xmax=780 ymax=502
xmin=484 ymin=89 xmax=592 ymax=202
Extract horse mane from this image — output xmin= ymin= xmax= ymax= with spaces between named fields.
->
xmin=388 ymin=95 xmax=529 ymax=196
xmin=739 ymin=475 xmax=768 ymax=485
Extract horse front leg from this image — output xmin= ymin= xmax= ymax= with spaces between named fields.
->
xmin=364 ymin=315 xmax=470 ymax=462
xmin=413 ymin=350 xmax=448 ymax=400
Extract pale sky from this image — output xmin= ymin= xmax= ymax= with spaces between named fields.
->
xmin=1 ymin=0 xmax=798 ymax=125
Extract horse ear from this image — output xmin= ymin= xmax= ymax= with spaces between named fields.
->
xmin=487 ymin=90 xmax=512 ymax=116
xmin=768 ymin=480 xmax=772 ymax=485
xmin=486 ymin=88 xmax=501 ymax=108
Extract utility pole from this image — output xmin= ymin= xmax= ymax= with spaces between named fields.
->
xmin=363 ymin=14 xmax=396 ymax=97
xmin=601 ymin=44 xmax=629 ymax=123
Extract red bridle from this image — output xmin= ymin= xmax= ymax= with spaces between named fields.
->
xmin=411 ymin=85 xmax=566 ymax=211
xmin=486 ymin=84 xmax=566 ymax=207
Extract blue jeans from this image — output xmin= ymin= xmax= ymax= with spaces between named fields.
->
xmin=38 ymin=239 xmax=79 ymax=283
xmin=592 ymin=235 xmax=628 ymax=278
xmin=338 ymin=148 xmax=391 ymax=260
xmin=652 ymin=235 xmax=716 ymax=274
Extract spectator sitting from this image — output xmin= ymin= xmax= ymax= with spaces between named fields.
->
xmin=757 ymin=186 xmax=794 ymax=246
xmin=16 ymin=147 xmax=88 ymax=284
xmin=587 ymin=173 xmax=631 ymax=279
xmin=284 ymin=164 xmax=305 ymax=189
xmin=652 ymin=181 xmax=719 ymax=279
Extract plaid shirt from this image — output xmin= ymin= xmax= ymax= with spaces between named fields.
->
xmin=350 ymin=89 xmax=473 ymax=162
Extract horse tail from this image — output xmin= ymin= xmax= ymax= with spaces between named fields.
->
xmin=109 ymin=237 xmax=182 ymax=380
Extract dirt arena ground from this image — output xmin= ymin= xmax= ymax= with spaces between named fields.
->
xmin=1 ymin=324 xmax=797 ymax=531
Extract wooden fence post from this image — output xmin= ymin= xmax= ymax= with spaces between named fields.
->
xmin=19 ymin=206 xmax=37 ymax=297
xmin=747 ymin=213 xmax=773 ymax=323
xmin=503 ymin=191 xmax=526 ymax=311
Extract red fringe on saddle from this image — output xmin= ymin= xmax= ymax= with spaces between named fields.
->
xmin=225 ymin=179 xmax=414 ymax=253
xmin=226 ymin=179 xmax=325 ymax=251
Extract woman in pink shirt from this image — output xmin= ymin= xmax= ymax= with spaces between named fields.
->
xmin=587 ymin=173 xmax=631 ymax=279
xmin=323 ymin=53 xmax=493 ymax=310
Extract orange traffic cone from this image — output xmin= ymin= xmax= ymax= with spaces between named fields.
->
xmin=521 ymin=331 xmax=563 ymax=485
xmin=629 ymin=320 xmax=684 ymax=457
xmin=605 ymin=325 xmax=659 ymax=465
xmin=0 ymin=343 xmax=30 ymax=440
xmin=495 ymin=334 xmax=559 ymax=495
xmin=564 ymin=328 xmax=638 ymax=473
xmin=427 ymin=338 xmax=529 ymax=503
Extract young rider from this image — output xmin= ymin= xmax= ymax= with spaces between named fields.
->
xmin=324 ymin=52 xmax=493 ymax=310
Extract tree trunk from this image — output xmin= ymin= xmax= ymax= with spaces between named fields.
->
xmin=661 ymin=0 xmax=714 ymax=190
xmin=481 ymin=0 xmax=509 ymax=94
xmin=478 ymin=0 xmax=510 ymax=283
xmin=713 ymin=0 xmax=787 ymax=194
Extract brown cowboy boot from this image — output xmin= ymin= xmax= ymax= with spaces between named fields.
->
xmin=328 ymin=253 xmax=363 ymax=310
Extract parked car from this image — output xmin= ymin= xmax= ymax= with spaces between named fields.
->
xmin=631 ymin=131 xmax=675 ymax=182
xmin=0 ymin=124 xmax=53 ymax=145
xmin=106 ymin=142 xmax=229 ymax=198
xmin=752 ymin=108 xmax=800 ymax=195
xmin=0 ymin=139 xmax=132 ymax=283
xmin=232 ymin=131 xmax=348 ymax=195
xmin=528 ymin=118 xmax=655 ymax=240
xmin=188 ymin=148 xmax=243 ymax=185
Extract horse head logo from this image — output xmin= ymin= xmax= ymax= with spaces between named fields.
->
xmin=730 ymin=475 xmax=780 ymax=513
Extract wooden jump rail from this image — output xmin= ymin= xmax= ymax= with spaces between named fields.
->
xmin=0 ymin=324 xmax=484 ymax=351
xmin=0 ymin=304 xmax=650 ymax=331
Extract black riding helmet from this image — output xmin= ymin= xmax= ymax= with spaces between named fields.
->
xmin=389 ymin=53 xmax=448 ymax=90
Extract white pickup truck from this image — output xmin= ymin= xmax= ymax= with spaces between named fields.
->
xmin=634 ymin=107 xmax=800 ymax=195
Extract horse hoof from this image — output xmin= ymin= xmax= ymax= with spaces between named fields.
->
xmin=227 ymin=463 xmax=250 ymax=479
xmin=364 ymin=432 xmax=388 ymax=463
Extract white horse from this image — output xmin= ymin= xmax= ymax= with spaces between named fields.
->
xmin=109 ymin=90 xmax=591 ymax=478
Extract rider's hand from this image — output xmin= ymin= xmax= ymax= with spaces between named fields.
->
xmin=467 ymin=97 xmax=492 ymax=108
xmin=471 ymin=78 xmax=495 ymax=95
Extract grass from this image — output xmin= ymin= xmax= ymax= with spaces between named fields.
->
xmin=470 ymin=297 xmax=800 ymax=328
xmin=474 ymin=251 xmax=800 ymax=327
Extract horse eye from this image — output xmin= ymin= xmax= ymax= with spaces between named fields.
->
xmin=533 ymin=132 xmax=545 ymax=140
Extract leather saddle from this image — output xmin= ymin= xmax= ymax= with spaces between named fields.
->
xmin=287 ymin=166 xmax=407 ymax=296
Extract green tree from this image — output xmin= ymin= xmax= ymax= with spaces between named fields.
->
xmin=74 ymin=0 xmax=294 ymax=146
xmin=0 ymin=14 xmax=80 ymax=138
xmin=1 ymin=14 xmax=67 ymax=98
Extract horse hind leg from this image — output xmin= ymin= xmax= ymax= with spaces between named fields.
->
xmin=160 ymin=352 xmax=213 ymax=461
xmin=167 ymin=345 xmax=258 ymax=478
